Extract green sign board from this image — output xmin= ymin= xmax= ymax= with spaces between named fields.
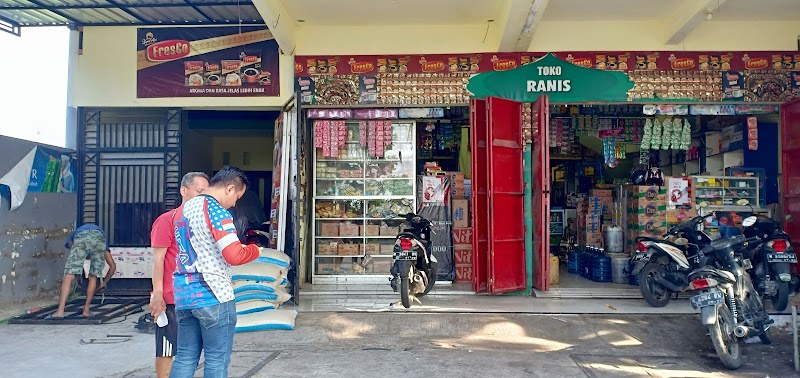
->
xmin=467 ymin=53 xmax=634 ymax=103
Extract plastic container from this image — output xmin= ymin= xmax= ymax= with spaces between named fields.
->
xmin=591 ymin=249 xmax=612 ymax=282
xmin=610 ymin=253 xmax=628 ymax=284
xmin=604 ymin=226 xmax=624 ymax=253
xmin=567 ymin=245 xmax=581 ymax=274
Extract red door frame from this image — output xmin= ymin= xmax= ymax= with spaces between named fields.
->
xmin=532 ymin=96 xmax=551 ymax=291
xmin=470 ymin=99 xmax=489 ymax=292
xmin=486 ymin=96 xmax=527 ymax=293
xmin=780 ymin=98 xmax=800 ymax=276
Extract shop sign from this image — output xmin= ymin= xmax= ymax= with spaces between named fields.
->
xmin=689 ymin=105 xmax=737 ymax=116
xmin=136 ymin=27 xmax=280 ymax=98
xmin=398 ymin=108 xmax=445 ymax=118
xmin=467 ymin=54 xmax=633 ymax=103
xmin=642 ymin=105 xmax=688 ymax=115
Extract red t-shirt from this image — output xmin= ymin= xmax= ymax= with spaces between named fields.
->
xmin=150 ymin=210 xmax=178 ymax=304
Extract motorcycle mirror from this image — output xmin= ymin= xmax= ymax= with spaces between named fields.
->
xmin=787 ymin=215 xmax=794 ymax=222
xmin=742 ymin=216 xmax=757 ymax=227
xmin=736 ymin=199 xmax=750 ymax=206
xmin=674 ymin=238 xmax=688 ymax=246
xmin=704 ymin=216 xmax=714 ymax=223
xmin=698 ymin=201 xmax=709 ymax=209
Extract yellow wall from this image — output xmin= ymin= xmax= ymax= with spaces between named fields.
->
xmin=212 ymin=136 xmax=274 ymax=171
xmin=294 ymin=21 xmax=800 ymax=55
xmin=74 ymin=26 xmax=294 ymax=108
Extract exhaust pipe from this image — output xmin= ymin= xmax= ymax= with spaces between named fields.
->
xmin=653 ymin=275 xmax=684 ymax=292
xmin=734 ymin=325 xmax=757 ymax=338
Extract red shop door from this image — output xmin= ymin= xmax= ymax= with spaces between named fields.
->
xmin=781 ymin=98 xmax=800 ymax=275
xmin=486 ymin=96 xmax=526 ymax=293
xmin=531 ymin=96 xmax=551 ymax=291
xmin=470 ymin=99 xmax=489 ymax=292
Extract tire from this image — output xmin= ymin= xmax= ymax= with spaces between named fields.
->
xmin=708 ymin=303 xmax=743 ymax=370
xmin=418 ymin=262 xmax=437 ymax=297
xmin=639 ymin=262 xmax=672 ymax=307
xmin=400 ymin=278 xmax=410 ymax=308
xmin=771 ymin=281 xmax=789 ymax=311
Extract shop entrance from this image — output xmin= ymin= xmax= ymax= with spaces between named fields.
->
xmin=470 ymin=96 xmax=551 ymax=293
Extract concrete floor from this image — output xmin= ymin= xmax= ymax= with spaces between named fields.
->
xmin=0 ymin=311 xmax=796 ymax=378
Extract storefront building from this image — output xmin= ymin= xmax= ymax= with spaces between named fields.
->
xmin=4 ymin=0 xmax=800 ymax=302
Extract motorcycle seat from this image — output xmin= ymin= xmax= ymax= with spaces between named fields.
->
xmin=688 ymin=267 xmax=736 ymax=284
xmin=704 ymin=235 xmax=745 ymax=251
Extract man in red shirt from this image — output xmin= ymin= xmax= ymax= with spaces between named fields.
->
xmin=149 ymin=172 xmax=209 ymax=378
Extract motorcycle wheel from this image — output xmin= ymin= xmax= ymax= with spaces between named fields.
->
xmin=771 ymin=281 xmax=789 ymax=311
xmin=418 ymin=262 xmax=438 ymax=297
xmin=400 ymin=262 xmax=412 ymax=309
xmin=639 ymin=262 xmax=672 ymax=308
xmin=400 ymin=277 xmax=410 ymax=308
xmin=709 ymin=303 xmax=743 ymax=370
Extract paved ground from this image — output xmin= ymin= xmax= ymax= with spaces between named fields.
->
xmin=0 ymin=310 xmax=797 ymax=378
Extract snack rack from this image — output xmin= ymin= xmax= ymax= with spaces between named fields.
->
xmin=312 ymin=120 xmax=416 ymax=283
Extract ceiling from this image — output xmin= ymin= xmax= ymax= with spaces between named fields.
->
xmin=712 ymin=0 xmax=800 ymax=21
xmin=282 ymin=0 xmax=504 ymax=25
xmin=0 ymin=0 xmax=264 ymax=29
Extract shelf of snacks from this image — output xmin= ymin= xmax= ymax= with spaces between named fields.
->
xmin=312 ymin=120 xmax=416 ymax=278
xmin=693 ymin=176 xmax=759 ymax=207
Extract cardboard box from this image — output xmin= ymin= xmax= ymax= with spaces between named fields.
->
xmin=364 ymin=243 xmax=380 ymax=255
xmin=454 ymin=249 xmax=472 ymax=265
xmin=339 ymin=223 xmax=360 ymax=237
xmin=591 ymin=189 xmax=613 ymax=198
xmin=666 ymin=208 xmax=698 ymax=224
xmin=449 ymin=172 xmax=466 ymax=182
xmin=453 ymin=228 xmax=473 ymax=246
xmin=451 ymin=187 xmax=467 ymax=198
xmin=455 ymin=265 xmax=473 ymax=281
xmin=319 ymin=222 xmax=340 ymax=236
xmin=317 ymin=242 xmax=338 ymax=255
xmin=380 ymin=244 xmax=395 ymax=255
xmin=337 ymin=244 xmax=362 ymax=256
xmin=452 ymin=199 xmax=470 ymax=228
xmin=317 ymin=263 xmax=337 ymax=275
xmin=379 ymin=225 xmax=399 ymax=236
xmin=373 ymin=260 xmax=393 ymax=273
xmin=360 ymin=225 xmax=381 ymax=236
xmin=628 ymin=186 xmax=667 ymax=202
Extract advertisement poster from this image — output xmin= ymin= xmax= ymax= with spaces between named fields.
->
xmin=0 ymin=146 xmax=77 ymax=210
xmin=268 ymin=115 xmax=285 ymax=249
xmin=357 ymin=75 xmax=378 ymax=104
xmin=137 ymin=27 xmax=280 ymax=98
xmin=416 ymin=175 xmax=455 ymax=281
xmin=722 ymin=71 xmax=745 ymax=101
xmin=667 ymin=177 xmax=691 ymax=208
xmin=747 ymin=116 xmax=759 ymax=151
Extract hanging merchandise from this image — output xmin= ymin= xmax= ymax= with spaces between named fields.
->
xmin=603 ymin=137 xmax=618 ymax=167
xmin=651 ymin=118 xmax=662 ymax=150
xmin=639 ymin=150 xmax=650 ymax=165
xmin=670 ymin=118 xmax=681 ymax=150
xmin=681 ymin=118 xmax=692 ymax=150
xmin=660 ymin=118 xmax=672 ymax=150
xmin=640 ymin=118 xmax=652 ymax=150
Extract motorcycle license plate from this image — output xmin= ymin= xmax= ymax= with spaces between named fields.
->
xmin=632 ymin=252 xmax=650 ymax=262
xmin=767 ymin=253 xmax=797 ymax=263
xmin=393 ymin=250 xmax=417 ymax=260
xmin=689 ymin=291 xmax=724 ymax=310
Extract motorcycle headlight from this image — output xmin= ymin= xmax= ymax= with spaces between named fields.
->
xmin=778 ymin=273 xmax=792 ymax=282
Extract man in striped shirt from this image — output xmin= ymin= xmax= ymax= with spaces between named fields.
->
xmin=170 ymin=166 xmax=260 ymax=378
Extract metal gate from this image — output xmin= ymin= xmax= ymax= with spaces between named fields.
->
xmin=78 ymin=108 xmax=181 ymax=247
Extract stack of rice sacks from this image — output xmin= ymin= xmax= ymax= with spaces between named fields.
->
xmin=230 ymin=248 xmax=297 ymax=332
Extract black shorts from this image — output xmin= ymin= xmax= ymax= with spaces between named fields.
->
xmin=155 ymin=305 xmax=178 ymax=358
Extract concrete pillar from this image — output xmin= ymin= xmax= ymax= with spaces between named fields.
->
xmin=64 ymin=27 xmax=80 ymax=150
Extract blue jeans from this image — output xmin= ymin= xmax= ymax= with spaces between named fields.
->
xmin=169 ymin=300 xmax=237 ymax=378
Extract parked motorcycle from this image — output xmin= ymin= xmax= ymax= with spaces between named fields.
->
xmin=389 ymin=213 xmax=438 ymax=308
xmin=687 ymin=234 xmax=772 ymax=370
xmin=739 ymin=202 xmax=796 ymax=311
xmin=633 ymin=211 xmax=715 ymax=307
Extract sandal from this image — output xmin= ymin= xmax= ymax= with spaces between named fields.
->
xmin=44 ymin=314 xmax=65 ymax=320
xmin=82 ymin=311 xmax=96 ymax=318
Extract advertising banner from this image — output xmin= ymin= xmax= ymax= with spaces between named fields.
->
xmin=137 ymin=27 xmax=280 ymax=98
xmin=416 ymin=175 xmax=455 ymax=281
xmin=0 ymin=146 xmax=76 ymax=210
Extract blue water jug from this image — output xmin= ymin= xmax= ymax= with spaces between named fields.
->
xmin=592 ymin=250 xmax=612 ymax=283
xmin=567 ymin=245 xmax=581 ymax=274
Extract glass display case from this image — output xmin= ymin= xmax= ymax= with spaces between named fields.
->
xmin=693 ymin=176 xmax=759 ymax=207
xmin=312 ymin=120 xmax=416 ymax=280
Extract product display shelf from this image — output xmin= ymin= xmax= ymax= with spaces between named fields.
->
xmin=312 ymin=121 xmax=416 ymax=282
xmin=692 ymin=176 xmax=759 ymax=207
